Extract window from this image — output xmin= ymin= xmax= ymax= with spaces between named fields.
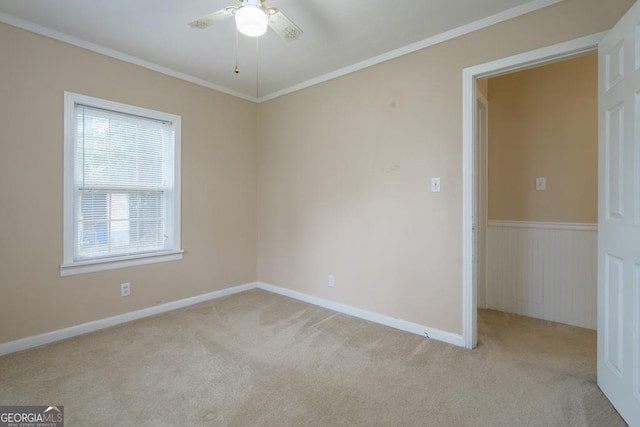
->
xmin=62 ymin=92 xmax=182 ymax=276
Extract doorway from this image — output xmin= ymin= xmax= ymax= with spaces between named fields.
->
xmin=461 ymin=33 xmax=605 ymax=349
xmin=476 ymin=54 xmax=598 ymax=332
xmin=464 ymin=6 xmax=640 ymax=424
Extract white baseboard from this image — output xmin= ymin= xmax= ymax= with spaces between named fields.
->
xmin=0 ymin=282 xmax=258 ymax=356
xmin=257 ymin=282 xmax=465 ymax=347
xmin=0 ymin=281 xmax=465 ymax=356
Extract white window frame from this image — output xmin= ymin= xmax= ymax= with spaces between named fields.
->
xmin=61 ymin=92 xmax=182 ymax=276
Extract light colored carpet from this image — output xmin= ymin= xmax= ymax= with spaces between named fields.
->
xmin=0 ymin=290 xmax=626 ymax=426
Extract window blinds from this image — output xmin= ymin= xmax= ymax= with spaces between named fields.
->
xmin=74 ymin=104 xmax=175 ymax=259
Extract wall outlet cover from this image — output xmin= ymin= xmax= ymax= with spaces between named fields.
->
xmin=328 ymin=275 xmax=336 ymax=287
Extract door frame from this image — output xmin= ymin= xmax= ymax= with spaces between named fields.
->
xmin=461 ymin=32 xmax=606 ymax=349
xmin=475 ymin=93 xmax=488 ymax=310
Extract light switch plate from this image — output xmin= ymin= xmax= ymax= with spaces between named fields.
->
xmin=535 ymin=177 xmax=546 ymax=191
xmin=121 ymin=282 xmax=130 ymax=297
xmin=431 ymin=177 xmax=441 ymax=193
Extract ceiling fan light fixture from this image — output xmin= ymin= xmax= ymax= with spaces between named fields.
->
xmin=235 ymin=4 xmax=268 ymax=37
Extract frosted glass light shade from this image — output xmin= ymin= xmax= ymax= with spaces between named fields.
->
xmin=235 ymin=5 xmax=268 ymax=37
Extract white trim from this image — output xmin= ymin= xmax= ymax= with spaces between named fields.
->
xmin=62 ymin=91 xmax=183 ymax=276
xmin=1 ymin=1 xmax=560 ymax=103
xmin=60 ymin=250 xmax=184 ymax=276
xmin=257 ymin=282 xmax=465 ymax=347
xmin=462 ymin=70 xmax=476 ymax=349
xmin=257 ymin=0 xmax=562 ymax=102
xmin=0 ymin=282 xmax=258 ymax=356
xmin=0 ymin=281 xmax=465 ymax=356
xmin=488 ymin=220 xmax=598 ymax=231
xmin=462 ymin=32 xmax=606 ymax=349
xmin=463 ymin=32 xmax=607 ymax=80
xmin=0 ymin=12 xmax=256 ymax=103
xmin=476 ymin=95 xmax=489 ymax=310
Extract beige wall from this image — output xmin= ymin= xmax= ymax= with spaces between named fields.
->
xmin=487 ymin=54 xmax=598 ymax=223
xmin=0 ymin=0 xmax=633 ymax=345
xmin=257 ymin=0 xmax=633 ymax=335
xmin=0 ymin=23 xmax=258 ymax=343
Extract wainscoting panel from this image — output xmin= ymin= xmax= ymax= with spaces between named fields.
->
xmin=486 ymin=221 xmax=597 ymax=329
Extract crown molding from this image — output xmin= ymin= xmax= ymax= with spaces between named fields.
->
xmin=1 ymin=0 xmax=562 ymax=103
xmin=0 ymin=12 xmax=257 ymax=103
xmin=257 ymin=0 xmax=563 ymax=102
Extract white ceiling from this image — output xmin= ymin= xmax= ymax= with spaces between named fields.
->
xmin=0 ymin=0 xmax=558 ymax=101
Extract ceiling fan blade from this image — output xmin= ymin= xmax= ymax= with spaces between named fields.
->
xmin=268 ymin=10 xmax=303 ymax=41
xmin=188 ymin=7 xmax=236 ymax=29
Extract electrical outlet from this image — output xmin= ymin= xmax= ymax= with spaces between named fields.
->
xmin=327 ymin=275 xmax=336 ymax=288
xmin=121 ymin=282 xmax=130 ymax=297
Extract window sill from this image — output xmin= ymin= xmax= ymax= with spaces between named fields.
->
xmin=60 ymin=250 xmax=184 ymax=277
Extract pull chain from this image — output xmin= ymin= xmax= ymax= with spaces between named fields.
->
xmin=234 ymin=29 xmax=239 ymax=74
xmin=256 ymin=36 xmax=260 ymax=100
xmin=233 ymin=31 xmax=259 ymax=99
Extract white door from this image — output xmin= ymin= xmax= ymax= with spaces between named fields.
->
xmin=598 ymin=2 xmax=640 ymax=425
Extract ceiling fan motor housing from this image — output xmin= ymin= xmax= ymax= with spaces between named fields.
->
xmin=235 ymin=0 xmax=269 ymax=37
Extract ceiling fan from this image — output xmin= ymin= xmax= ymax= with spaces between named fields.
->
xmin=188 ymin=0 xmax=302 ymax=40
